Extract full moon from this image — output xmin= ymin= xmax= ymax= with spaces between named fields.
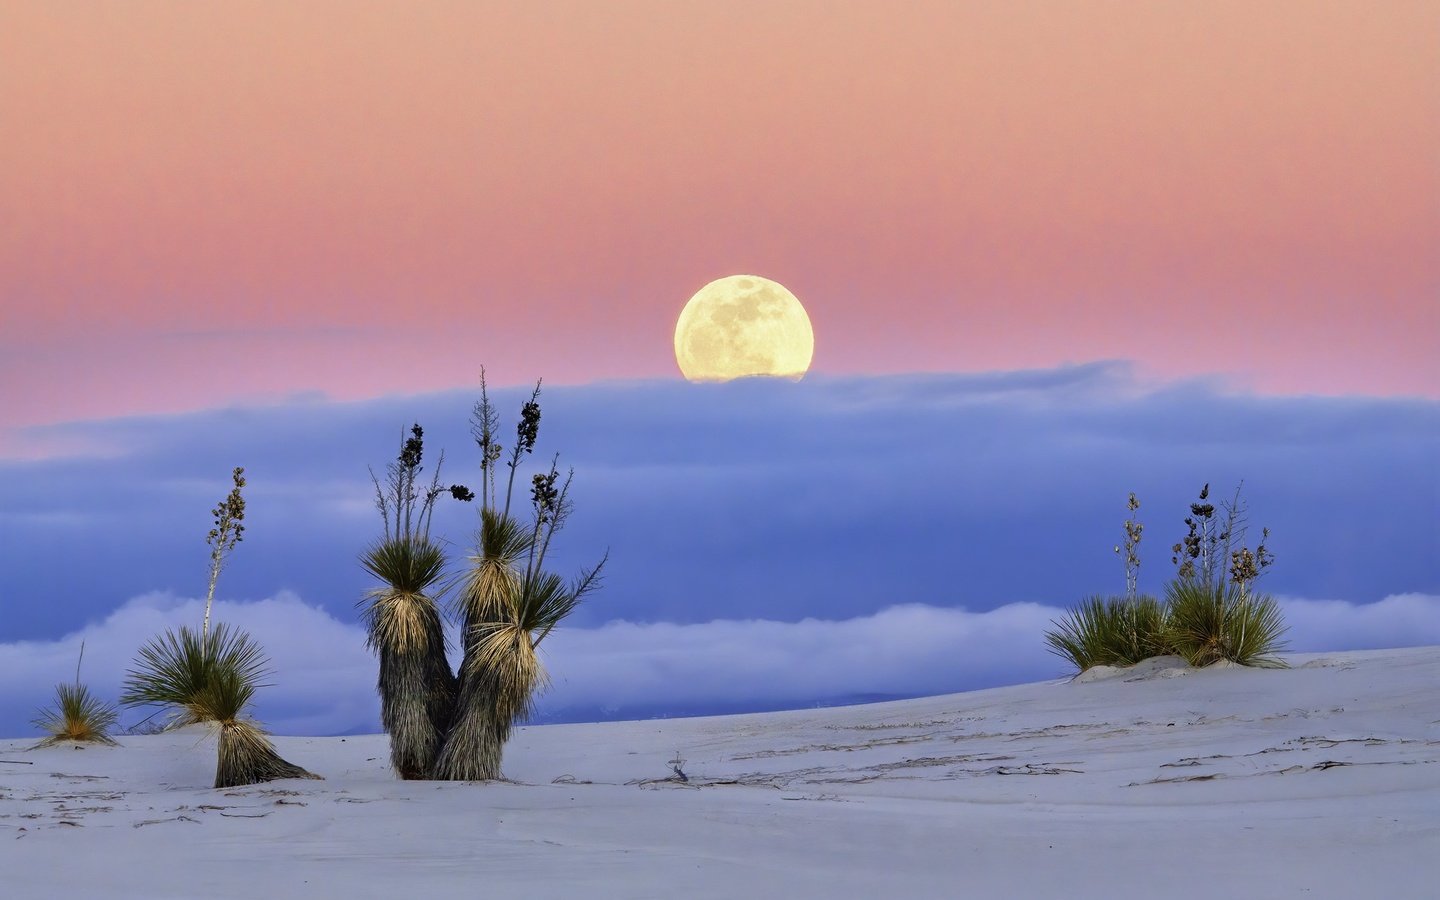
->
xmin=673 ymin=275 xmax=815 ymax=382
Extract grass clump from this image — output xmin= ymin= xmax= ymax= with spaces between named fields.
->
xmin=1045 ymin=594 xmax=1171 ymax=670
xmin=1165 ymin=580 xmax=1287 ymax=668
xmin=1046 ymin=484 xmax=1287 ymax=673
xmin=32 ymin=642 xmax=120 ymax=748
xmin=32 ymin=686 xmax=120 ymax=748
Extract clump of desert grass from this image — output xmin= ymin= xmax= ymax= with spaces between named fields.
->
xmin=122 ymin=623 xmax=319 ymax=788
xmin=1046 ymin=484 xmax=1287 ymax=673
xmin=32 ymin=643 xmax=120 ymax=748
xmin=1044 ymin=594 xmax=1172 ymax=669
xmin=1165 ymin=580 xmax=1287 ymax=668
xmin=364 ymin=371 xmax=604 ymax=782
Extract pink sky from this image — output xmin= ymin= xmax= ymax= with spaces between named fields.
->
xmin=1 ymin=0 xmax=1436 ymax=438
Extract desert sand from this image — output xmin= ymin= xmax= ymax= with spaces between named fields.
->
xmin=2 ymin=646 xmax=1436 ymax=899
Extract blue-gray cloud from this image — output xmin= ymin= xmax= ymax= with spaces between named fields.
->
xmin=3 ymin=364 xmax=1436 ymax=643
xmin=2 ymin=590 xmax=1437 ymax=739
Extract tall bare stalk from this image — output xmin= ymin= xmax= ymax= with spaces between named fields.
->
xmin=202 ymin=468 xmax=246 ymax=639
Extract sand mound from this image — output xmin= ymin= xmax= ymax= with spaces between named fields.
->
xmin=1073 ymin=654 xmax=1191 ymax=683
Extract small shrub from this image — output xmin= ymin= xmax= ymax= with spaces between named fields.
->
xmin=31 ymin=642 xmax=120 ymax=748
xmin=1164 ymin=580 xmax=1287 ymax=668
xmin=32 ymin=682 xmax=120 ymax=748
xmin=1045 ymin=595 xmax=1170 ymax=670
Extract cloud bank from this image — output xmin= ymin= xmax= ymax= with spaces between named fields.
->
xmin=2 ymin=590 xmax=1436 ymax=739
xmin=2 ymin=365 xmax=1437 ymax=644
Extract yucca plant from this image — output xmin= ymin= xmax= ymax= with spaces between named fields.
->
xmin=363 ymin=375 xmax=603 ymax=781
xmin=361 ymin=425 xmax=470 ymax=778
xmin=1163 ymin=483 xmax=1286 ymax=667
xmin=1047 ymin=485 xmax=1289 ymax=673
xmin=429 ymin=376 xmax=604 ymax=781
xmin=1047 ymin=492 xmax=1170 ymax=672
xmin=121 ymin=623 xmax=319 ymax=788
xmin=1045 ymin=594 xmax=1170 ymax=671
xmin=1164 ymin=579 xmax=1287 ymax=668
xmin=32 ymin=641 xmax=121 ymax=748
xmin=32 ymin=683 xmax=121 ymax=747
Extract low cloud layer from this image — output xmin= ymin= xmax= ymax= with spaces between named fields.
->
xmin=2 ymin=590 xmax=1436 ymax=739
xmin=3 ymin=365 xmax=1437 ymax=645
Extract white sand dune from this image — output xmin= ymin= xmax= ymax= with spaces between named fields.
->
xmin=2 ymin=647 xmax=1436 ymax=899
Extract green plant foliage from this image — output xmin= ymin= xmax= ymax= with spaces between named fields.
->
xmin=121 ymin=623 xmax=319 ymax=787
xmin=1045 ymin=595 xmax=1171 ymax=671
xmin=31 ymin=682 xmax=120 ymax=747
xmin=1164 ymin=580 xmax=1288 ymax=668
xmin=120 ymin=623 xmax=267 ymax=726
xmin=361 ymin=537 xmax=449 ymax=653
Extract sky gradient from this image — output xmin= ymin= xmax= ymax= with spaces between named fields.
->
xmin=2 ymin=0 xmax=1437 ymax=446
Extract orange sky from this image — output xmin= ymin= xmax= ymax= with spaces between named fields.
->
xmin=1 ymin=0 xmax=1436 ymax=436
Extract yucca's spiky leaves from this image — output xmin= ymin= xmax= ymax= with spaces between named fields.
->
xmin=31 ymin=683 xmax=120 ymax=747
xmin=122 ymin=623 xmax=318 ymax=786
xmin=1045 ymin=595 xmax=1171 ymax=672
xmin=463 ymin=583 xmax=545 ymax=723
xmin=457 ymin=509 xmax=530 ymax=626
xmin=214 ymin=720 xmax=321 ymax=789
xmin=361 ymin=537 xmax=447 ymax=654
xmin=534 ymin=556 xmax=605 ymax=649
xmin=1165 ymin=580 xmax=1288 ymax=667
xmin=361 ymin=537 xmax=447 ymax=599
xmin=120 ymin=623 xmax=269 ymax=726
xmin=1045 ymin=597 xmax=1109 ymax=671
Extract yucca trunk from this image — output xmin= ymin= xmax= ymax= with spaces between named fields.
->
xmin=432 ymin=629 xmax=537 ymax=781
xmin=362 ymin=536 xmax=456 ymax=779
xmin=214 ymin=720 xmax=320 ymax=789
xmin=432 ymin=510 xmax=529 ymax=780
xmin=430 ymin=661 xmax=503 ymax=781
xmin=375 ymin=613 xmax=455 ymax=779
